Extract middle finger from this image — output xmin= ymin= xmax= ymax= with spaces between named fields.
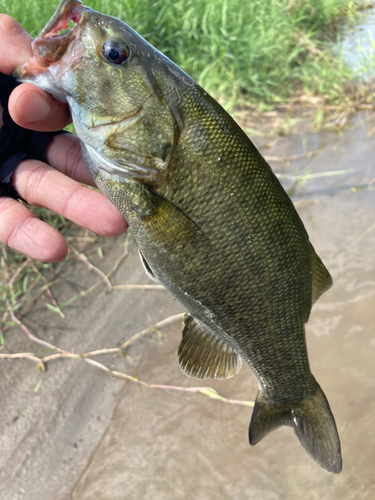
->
xmin=46 ymin=132 xmax=96 ymax=187
xmin=12 ymin=158 xmax=128 ymax=237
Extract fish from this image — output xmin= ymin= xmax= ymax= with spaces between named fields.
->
xmin=14 ymin=0 xmax=342 ymax=473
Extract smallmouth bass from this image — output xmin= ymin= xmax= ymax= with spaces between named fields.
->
xmin=14 ymin=0 xmax=341 ymax=473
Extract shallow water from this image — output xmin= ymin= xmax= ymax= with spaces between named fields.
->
xmin=68 ymin=113 xmax=375 ymax=499
xmin=338 ymin=6 xmax=375 ymax=77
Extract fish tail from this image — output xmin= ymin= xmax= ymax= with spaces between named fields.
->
xmin=249 ymin=382 xmax=342 ymax=474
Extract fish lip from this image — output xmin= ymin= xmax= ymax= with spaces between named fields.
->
xmin=39 ymin=0 xmax=86 ymax=40
xmin=13 ymin=0 xmax=88 ymax=78
xmin=34 ymin=0 xmax=88 ymax=66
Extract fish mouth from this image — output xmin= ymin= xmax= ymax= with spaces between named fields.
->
xmin=34 ymin=0 xmax=87 ymax=66
xmin=39 ymin=0 xmax=85 ymax=40
xmin=14 ymin=0 xmax=88 ymax=78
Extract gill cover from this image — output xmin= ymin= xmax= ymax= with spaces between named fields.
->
xmin=14 ymin=0 xmax=183 ymax=180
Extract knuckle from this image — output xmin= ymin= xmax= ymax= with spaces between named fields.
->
xmin=0 ymin=197 xmax=33 ymax=246
xmin=21 ymin=162 xmax=49 ymax=204
xmin=7 ymin=214 xmax=34 ymax=248
xmin=0 ymin=198 xmax=17 ymax=230
xmin=65 ymin=139 xmax=85 ymax=179
xmin=61 ymin=183 xmax=85 ymax=217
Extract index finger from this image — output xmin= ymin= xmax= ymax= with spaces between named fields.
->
xmin=1 ymin=15 xmax=95 ymax=187
xmin=0 ymin=15 xmax=71 ymax=131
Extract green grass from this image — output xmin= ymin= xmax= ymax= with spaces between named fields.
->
xmin=0 ymin=207 xmax=68 ymax=322
xmin=1 ymin=0 xmax=373 ymax=108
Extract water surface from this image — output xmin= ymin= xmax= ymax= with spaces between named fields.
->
xmin=338 ymin=6 xmax=375 ymax=77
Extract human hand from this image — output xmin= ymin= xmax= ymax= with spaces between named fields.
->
xmin=0 ymin=15 xmax=128 ymax=262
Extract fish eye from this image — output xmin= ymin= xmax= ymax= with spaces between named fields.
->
xmin=101 ymin=39 xmax=129 ymax=65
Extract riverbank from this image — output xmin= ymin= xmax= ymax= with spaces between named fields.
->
xmin=1 ymin=1 xmax=375 ymax=497
xmin=0 ymin=108 xmax=374 ymax=499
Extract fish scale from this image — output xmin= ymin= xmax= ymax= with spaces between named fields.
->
xmin=15 ymin=0 xmax=341 ymax=473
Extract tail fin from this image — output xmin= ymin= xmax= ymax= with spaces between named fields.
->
xmin=249 ymin=383 xmax=342 ymax=474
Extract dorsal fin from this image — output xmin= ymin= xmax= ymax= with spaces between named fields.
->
xmin=178 ymin=315 xmax=242 ymax=379
xmin=309 ymin=243 xmax=333 ymax=304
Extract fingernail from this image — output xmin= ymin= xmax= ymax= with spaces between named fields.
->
xmin=17 ymin=91 xmax=51 ymax=125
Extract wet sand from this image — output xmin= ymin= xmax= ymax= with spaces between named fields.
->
xmin=0 ymin=111 xmax=374 ymax=499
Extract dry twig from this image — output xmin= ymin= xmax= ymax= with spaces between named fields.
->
xmin=111 ymin=284 xmax=165 ymax=291
xmin=71 ymin=246 xmax=112 ymax=291
xmin=30 ymin=264 xmax=65 ymax=318
xmin=1 ymin=310 xmax=253 ymax=408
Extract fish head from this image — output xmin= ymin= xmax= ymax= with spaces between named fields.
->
xmin=14 ymin=0 xmax=186 ymax=181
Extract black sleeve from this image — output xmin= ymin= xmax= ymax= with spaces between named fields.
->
xmin=0 ymin=72 xmax=68 ymax=201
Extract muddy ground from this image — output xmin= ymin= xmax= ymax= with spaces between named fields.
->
xmin=0 ymin=110 xmax=374 ymax=500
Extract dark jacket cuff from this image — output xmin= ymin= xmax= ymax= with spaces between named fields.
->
xmin=0 ymin=72 xmax=68 ymax=202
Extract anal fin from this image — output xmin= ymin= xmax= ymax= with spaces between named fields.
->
xmin=309 ymin=242 xmax=333 ymax=304
xmin=178 ymin=315 xmax=242 ymax=379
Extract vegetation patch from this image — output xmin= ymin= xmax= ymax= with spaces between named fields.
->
xmin=2 ymin=0 xmax=374 ymax=109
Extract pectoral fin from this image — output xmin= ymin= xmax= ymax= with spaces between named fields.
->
xmin=133 ymin=185 xmax=207 ymax=250
xmin=138 ymin=249 xmax=159 ymax=283
xmin=178 ymin=315 xmax=242 ymax=379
